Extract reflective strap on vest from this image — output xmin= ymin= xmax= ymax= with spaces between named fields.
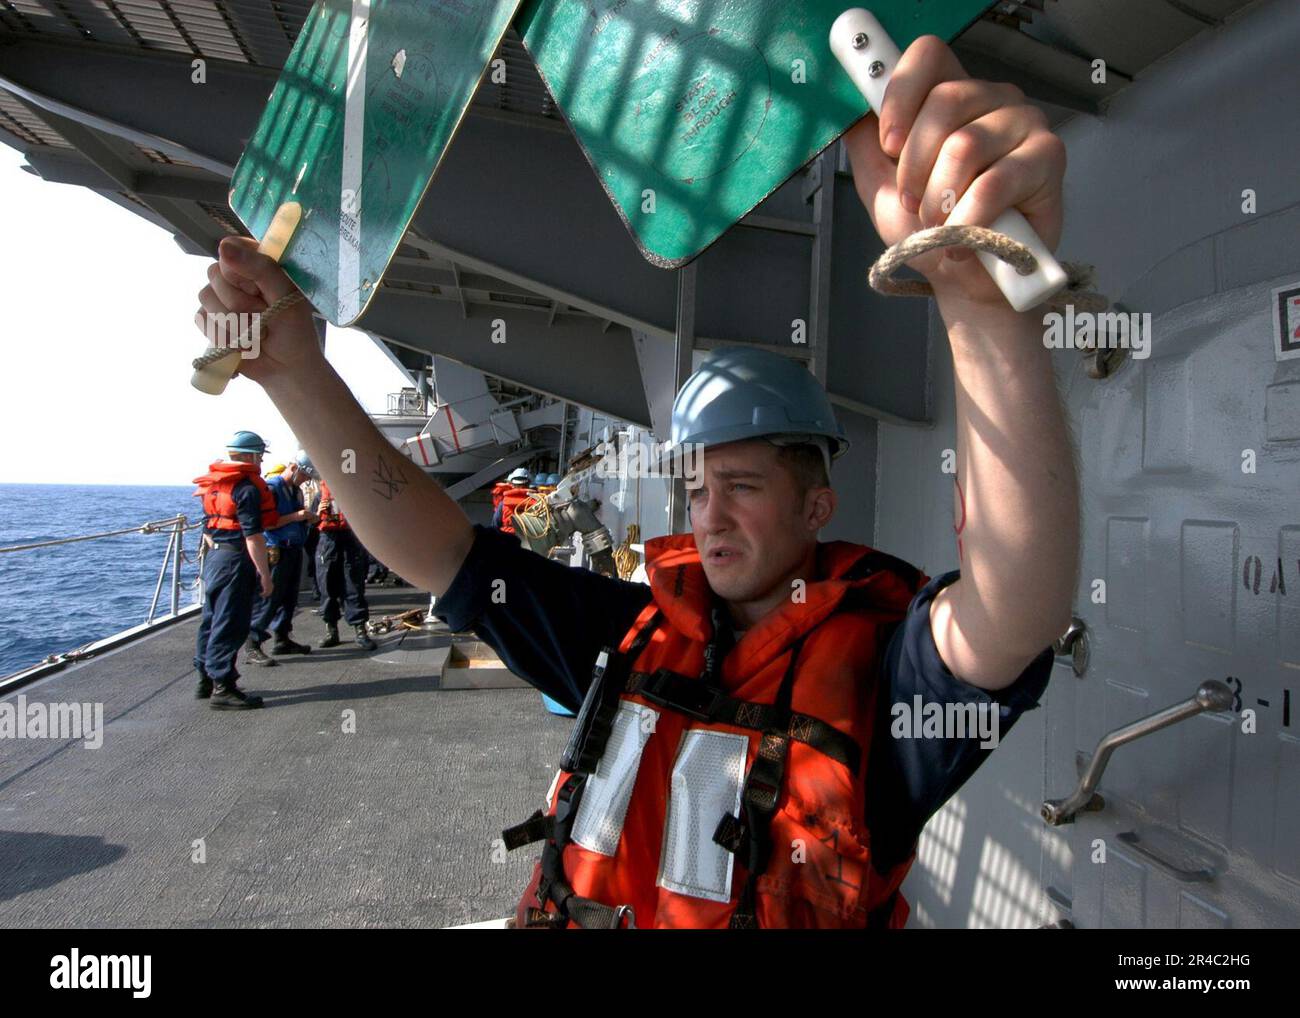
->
xmin=559 ymin=616 xmax=663 ymax=776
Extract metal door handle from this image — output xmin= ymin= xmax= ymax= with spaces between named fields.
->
xmin=1114 ymin=831 xmax=1219 ymax=883
xmin=1041 ymin=680 xmax=1233 ymax=825
xmin=1052 ymin=615 xmax=1089 ymax=676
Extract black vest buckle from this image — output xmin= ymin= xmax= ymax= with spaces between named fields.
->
xmin=638 ymin=668 xmax=724 ymax=722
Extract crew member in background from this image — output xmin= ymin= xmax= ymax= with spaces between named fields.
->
xmin=246 ymin=450 xmax=319 ymax=663
xmin=302 ymin=475 xmax=324 ymax=609
xmin=191 ymin=430 xmax=277 ymax=710
xmin=490 ymin=472 xmax=516 ymax=523
xmin=316 ymin=480 xmax=376 ymax=651
xmin=492 ymin=467 xmax=534 ymax=535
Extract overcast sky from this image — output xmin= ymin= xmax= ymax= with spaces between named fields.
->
xmin=0 ymin=143 xmax=411 ymax=486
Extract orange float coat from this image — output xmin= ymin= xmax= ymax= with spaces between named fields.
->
xmin=498 ymin=486 xmax=533 ymax=535
xmin=317 ymin=481 xmax=349 ymax=532
xmin=508 ymin=533 xmax=928 ymax=929
xmin=192 ymin=461 xmax=277 ymax=532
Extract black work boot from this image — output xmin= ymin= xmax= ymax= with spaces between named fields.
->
xmin=354 ymin=624 xmax=376 ymax=651
xmin=195 ymin=670 xmax=213 ymax=699
xmin=244 ymin=639 xmax=279 ymax=667
xmin=270 ymin=634 xmax=312 ymax=655
xmin=210 ymin=680 xmax=264 ymax=710
xmin=319 ymin=624 xmax=340 ymax=648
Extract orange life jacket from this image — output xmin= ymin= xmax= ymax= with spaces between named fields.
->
xmin=499 ymin=486 xmax=533 ymax=535
xmin=505 ymin=535 xmax=929 ymax=929
xmin=192 ymin=461 xmax=278 ymax=532
xmin=317 ymin=481 xmax=349 ymax=532
xmin=491 ymin=482 xmax=512 ymax=512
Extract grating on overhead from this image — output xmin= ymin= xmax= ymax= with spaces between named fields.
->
xmin=3 ymin=1 xmax=315 ymax=65
xmin=3 ymin=0 xmax=89 ymax=39
xmin=115 ymin=189 xmax=152 ymax=208
xmin=137 ymin=144 xmax=202 ymax=168
xmin=0 ymin=87 xmax=72 ymax=147
xmin=197 ymin=199 xmax=245 ymax=235
xmin=471 ymin=27 xmax=561 ymax=122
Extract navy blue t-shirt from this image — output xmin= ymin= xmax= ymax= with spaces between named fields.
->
xmin=434 ymin=524 xmax=1054 ymax=872
xmin=206 ymin=477 xmax=265 ymax=545
xmin=264 ymin=476 xmax=306 ymax=548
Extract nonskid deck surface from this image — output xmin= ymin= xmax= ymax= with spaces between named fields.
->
xmin=0 ymin=590 xmax=567 ymax=928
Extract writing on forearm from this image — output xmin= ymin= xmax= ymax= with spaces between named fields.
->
xmin=370 ymin=452 xmax=411 ymax=502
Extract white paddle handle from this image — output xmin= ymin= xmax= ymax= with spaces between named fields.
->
xmin=829 ymin=8 xmax=1067 ymax=312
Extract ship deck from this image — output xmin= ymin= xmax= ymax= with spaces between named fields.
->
xmin=0 ymin=589 xmax=568 ymax=928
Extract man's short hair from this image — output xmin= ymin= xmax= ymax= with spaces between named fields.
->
xmin=774 ymin=442 xmax=830 ymax=494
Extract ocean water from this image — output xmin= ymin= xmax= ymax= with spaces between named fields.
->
xmin=0 ymin=484 xmax=203 ymax=676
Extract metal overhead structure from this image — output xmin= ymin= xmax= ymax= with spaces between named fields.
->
xmin=0 ymin=0 xmax=1261 ymax=434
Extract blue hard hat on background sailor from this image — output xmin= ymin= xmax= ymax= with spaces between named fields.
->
xmin=246 ymin=449 xmax=319 ymax=666
xmin=191 ymin=430 xmax=279 ymax=710
xmin=491 ymin=466 xmax=530 ymax=525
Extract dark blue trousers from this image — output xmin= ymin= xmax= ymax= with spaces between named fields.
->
xmin=317 ymin=528 xmax=369 ymax=626
xmin=305 ymin=526 xmax=322 ymax=602
xmin=194 ymin=544 xmax=256 ymax=682
xmin=249 ymin=544 xmax=304 ymax=643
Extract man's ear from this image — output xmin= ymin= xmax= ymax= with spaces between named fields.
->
xmin=806 ymin=487 xmax=836 ymax=532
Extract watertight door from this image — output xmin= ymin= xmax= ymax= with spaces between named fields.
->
xmin=1052 ymin=276 xmax=1300 ymax=928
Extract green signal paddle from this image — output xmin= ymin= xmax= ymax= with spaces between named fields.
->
xmin=227 ymin=0 xmax=522 ymax=327
xmin=517 ymin=0 xmax=998 ymax=268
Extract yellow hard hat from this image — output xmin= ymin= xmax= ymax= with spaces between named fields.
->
xmin=266 ymin=463 xmax=287 ymax=476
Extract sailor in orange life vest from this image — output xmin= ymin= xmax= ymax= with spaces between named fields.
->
xmin=492 ymin=466 xmax=534 ymax=534
xmin=244 ymin=450 xmax=320 ymax=664
xmin=489 ymin=468 xmax=522 ymax=525
xmin=194 ymin=34 xmax=1079 ymax=926
xmin=191 ymin=431 xmax=279 ymax=710
xmin=315 ymin=481 xmax=376 ymax=651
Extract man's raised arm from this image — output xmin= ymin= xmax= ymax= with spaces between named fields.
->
xmin=195 ymin=236 xmax=474 ymax=596
xmin=843 ymin=35 xmax=1080 ymax=690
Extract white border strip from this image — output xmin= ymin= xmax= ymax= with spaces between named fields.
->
xmin=338 ymin=0 xmax=371 ymax=324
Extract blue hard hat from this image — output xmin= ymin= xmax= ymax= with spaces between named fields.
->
xmin=508 ymin=467 xmax=530 ymax=484
xmin=227 ymin=430 xmax=268 ymax=454
xmin=532 ymin=473 xmax=547 ymax=487
xmin=295 ymin=450 xmax=316 ymax=477
xmin=663 ymin=346 xmax=847 ymax=474
xmin=546 ymin=473 xmax=560 ymax=486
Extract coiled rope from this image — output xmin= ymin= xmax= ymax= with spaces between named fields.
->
xmin=613 ymin=523 xmax=641 ymax=581
xmin=514 ymin=494 xmax=553 ymax=541
xmin=191 ymin=291 xmax=307 ymax=372
xmin=868 ymin=224 xmax=1109 ymax=315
